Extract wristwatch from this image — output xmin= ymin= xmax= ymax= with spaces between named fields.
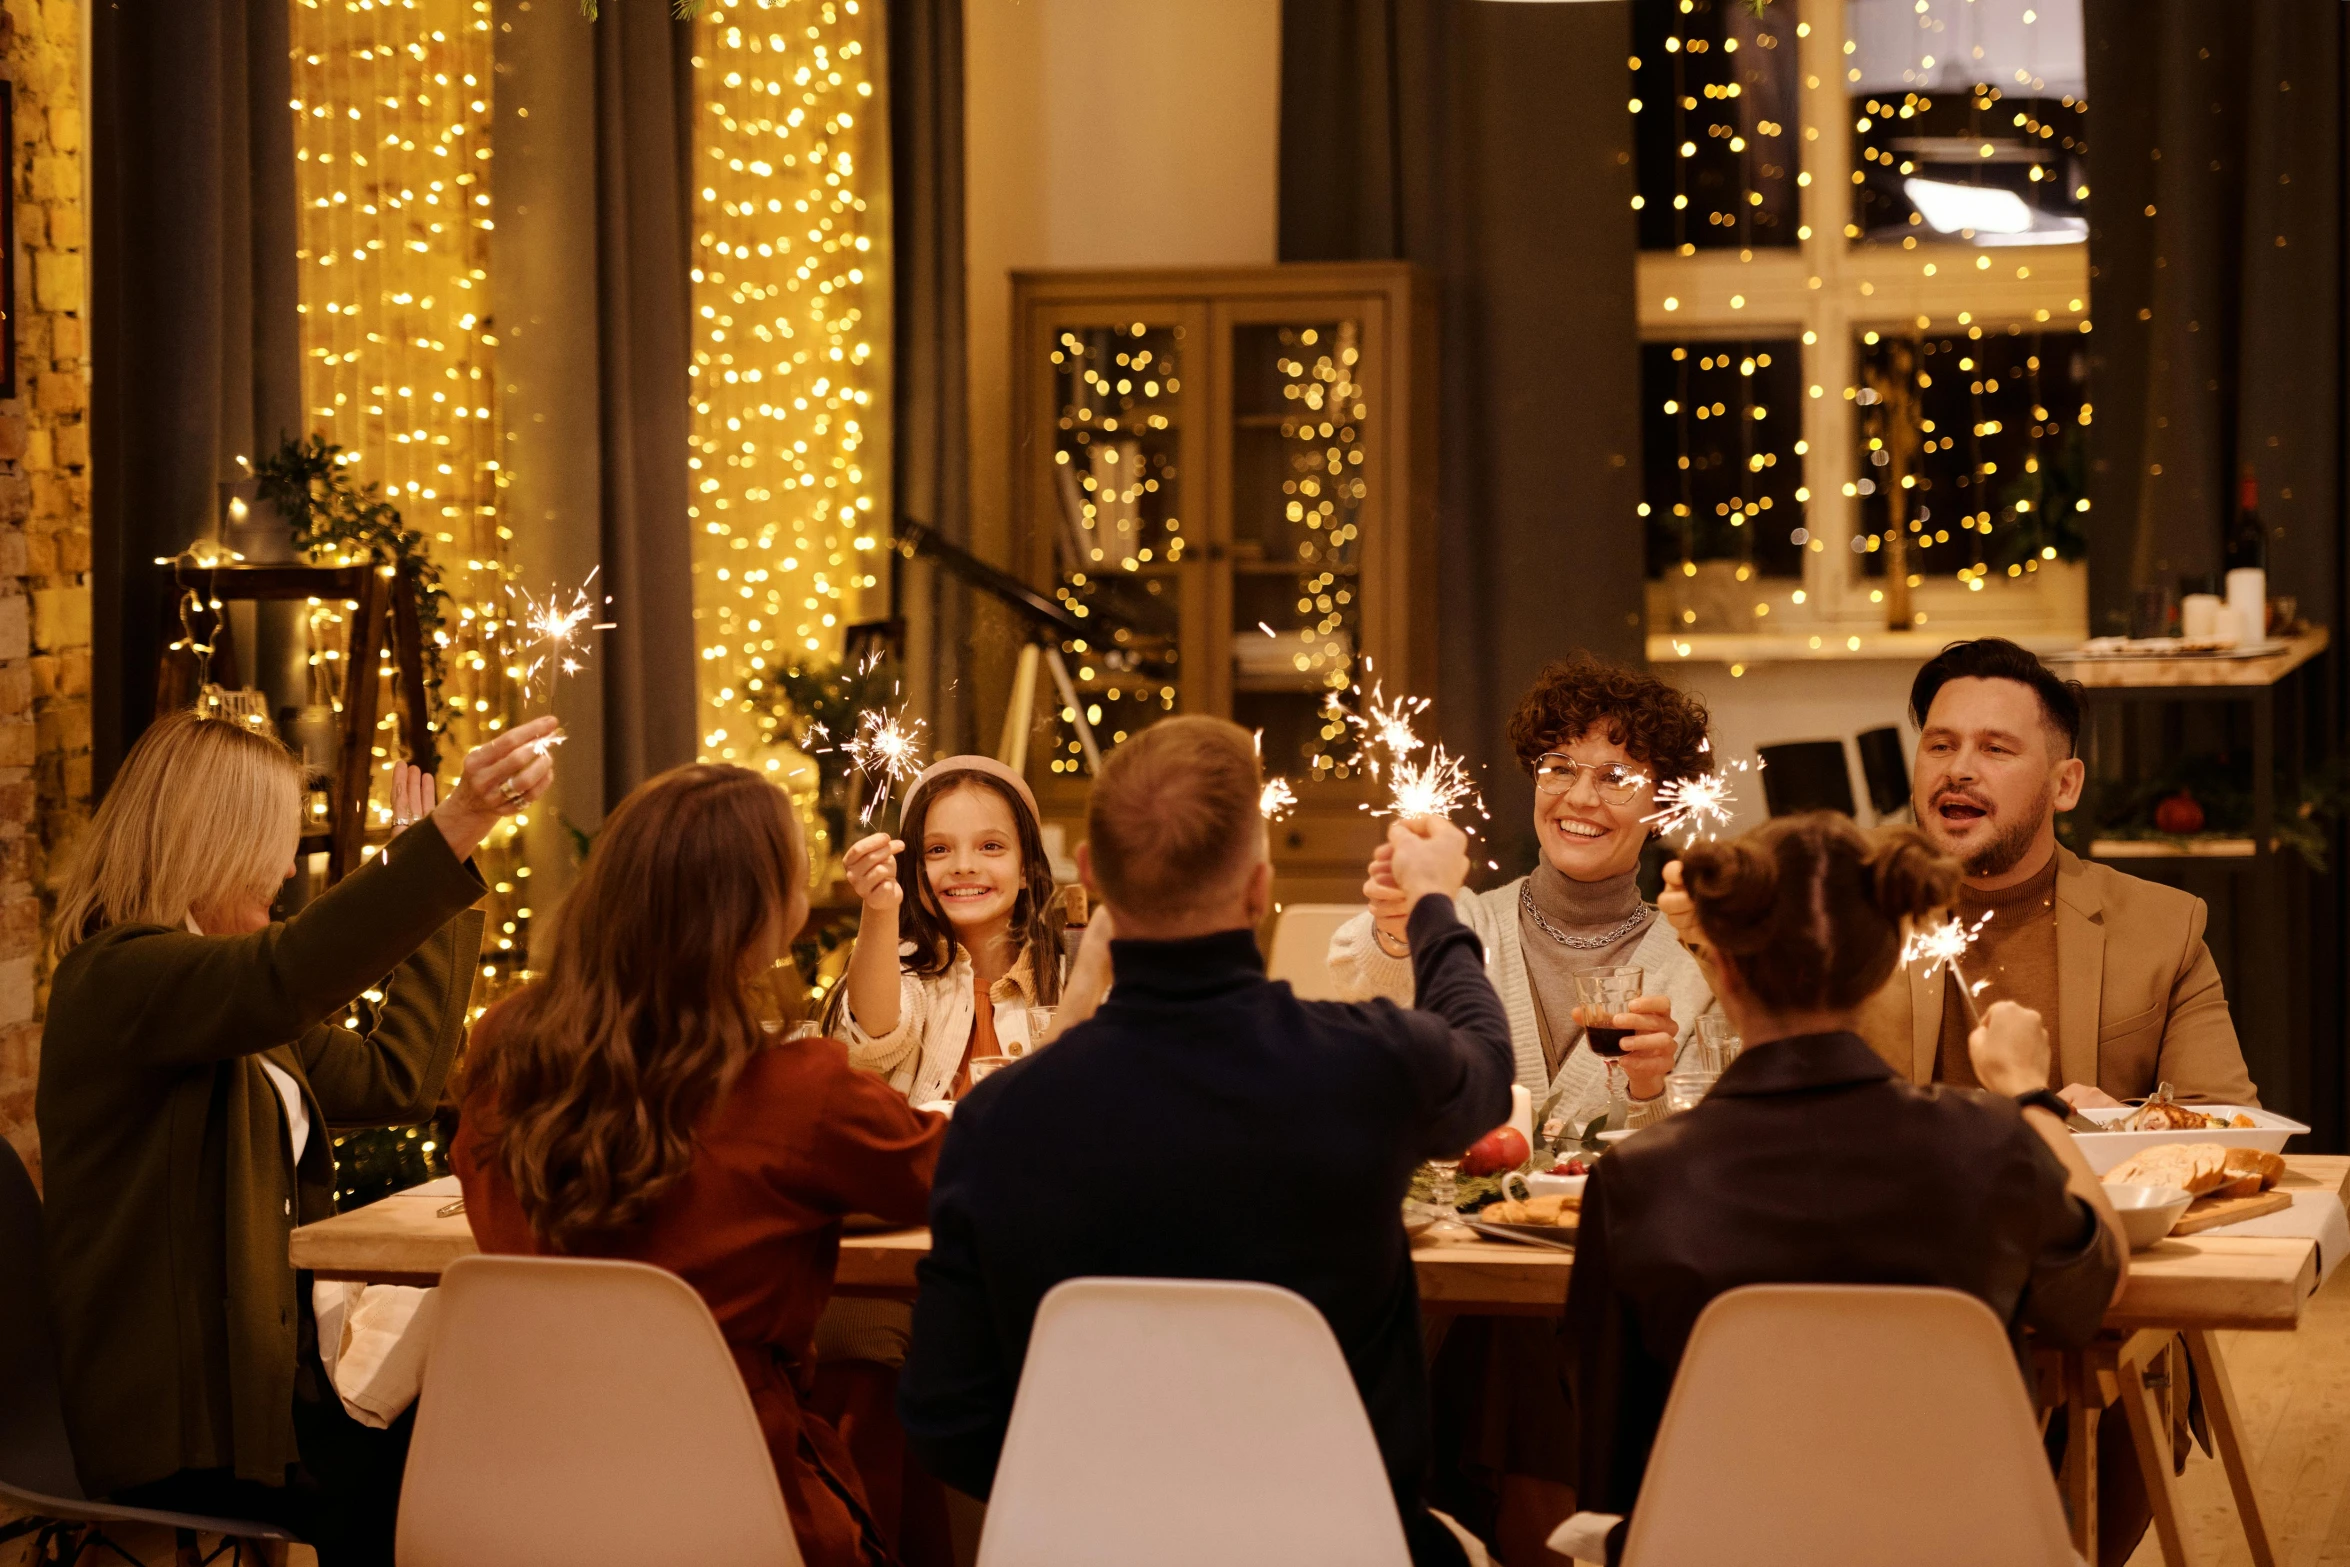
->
xmin=2014 ymin=1088 xmax=2073 ymax=1121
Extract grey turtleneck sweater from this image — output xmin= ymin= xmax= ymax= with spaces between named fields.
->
xmin=1515 ymin=862 xmax=1658 ymax=1079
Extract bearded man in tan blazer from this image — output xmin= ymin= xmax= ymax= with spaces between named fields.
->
xmin=1666 ymin=638 xmax=2256 ymax=1108
xmin=1870 ymin=638 xmax=2256 ymax=1107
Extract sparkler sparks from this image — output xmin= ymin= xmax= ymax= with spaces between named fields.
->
xmin=845 ymin=707 xmax=926 ymax=824
xmin=1260 ymin=777 xmax=1299 ymax=821
xmin=1901 ymin=910 xmax=1994 ymax=1025
xmin=507 ymin=567 xmax=616 ymax=708
xmin=1641 ymin=756 xmax=1762 ymax=843
xmin=816 ymin=648 xmax=927 ymax=825
xmin=1380 ymin=746 xmax=1482 ymax=824
xmin=1329 ymin=668 xmax=1486 ymax=827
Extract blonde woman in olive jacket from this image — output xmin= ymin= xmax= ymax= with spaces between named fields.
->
xmin=36 ymin=710 xmax=554 ymax=1564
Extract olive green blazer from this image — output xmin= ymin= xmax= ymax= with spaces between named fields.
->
xmin=36 ymin=820 xmax=486 ymax=1494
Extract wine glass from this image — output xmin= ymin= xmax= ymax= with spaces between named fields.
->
xmin=1418 ymin=1156 xmax=1476 ymax=1245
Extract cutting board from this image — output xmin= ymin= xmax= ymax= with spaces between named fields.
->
xmin=2171 ymin=1188 xmax=2294 ymax=1236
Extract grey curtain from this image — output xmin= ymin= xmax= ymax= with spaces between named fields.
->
xmin=2083 ymin=0 xmax=2348 ymax=1141
xmin=591 ymin=6 xmax=701 ymax=800
xmin=889 ymin=0 xmax=974 ymax=755
xmin=2084 ymin=0 xmax=2345 ymax=635
xmin=89 ymin=0 xmax=302 ymax=782
xmin=1280 ymin=0 xmax=1644 ymax=856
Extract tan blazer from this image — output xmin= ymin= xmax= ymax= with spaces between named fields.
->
xmin=1855 ymin=846 xmax=2258 ymax=1105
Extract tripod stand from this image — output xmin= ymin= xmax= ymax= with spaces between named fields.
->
xmin=893 ymin=517 xmax=1102 ymax=773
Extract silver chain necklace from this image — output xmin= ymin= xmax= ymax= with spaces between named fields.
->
xmin=1519 ymin=881 xmax=1650 ymax=950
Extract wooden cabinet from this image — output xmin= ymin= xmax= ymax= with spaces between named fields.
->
xmin=1010 ymin=264 xmax=1437 ymax=901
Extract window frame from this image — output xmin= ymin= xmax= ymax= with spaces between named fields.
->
xmin=1637 ymin=0 xmax=2090 ymax=654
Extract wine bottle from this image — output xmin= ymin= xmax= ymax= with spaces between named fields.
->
xmin=2226 ymin=468 xmax=2266 ymax=573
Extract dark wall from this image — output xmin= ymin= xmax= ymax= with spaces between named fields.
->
xmin=1280 ymin=0 xmax=1644 ymax=857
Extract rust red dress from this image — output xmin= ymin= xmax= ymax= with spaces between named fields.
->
xmin=454 ymin=1017 xmax=948 ymax=1567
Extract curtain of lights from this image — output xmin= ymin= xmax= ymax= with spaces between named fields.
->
xmin=688 ymin=0 xmax=889 ymax=765
xmin=290 ymin=0 xmax=534 ymax=971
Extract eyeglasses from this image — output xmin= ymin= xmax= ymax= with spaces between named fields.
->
xmin=1533 ymin=754 xmax=1650 ymax=803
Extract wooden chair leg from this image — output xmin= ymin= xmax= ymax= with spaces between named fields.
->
xmin=2184 ymin=1329 xmax=2277 ymax=1567
xmin=2063 ymin=1347 xmax=2101 ymax=1566
xmin=2117 ymin=1344 xmax=2194 ymax=1567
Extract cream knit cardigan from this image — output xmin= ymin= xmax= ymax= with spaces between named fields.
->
xmin=1326 ymin=880 xmax=1722 ymax=1133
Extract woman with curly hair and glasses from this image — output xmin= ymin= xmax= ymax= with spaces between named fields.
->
xmin=1328 ymin=654 xmax=1726 ymax=1564
xmin=1330 ymin=653 xmax=1722 ymax=1136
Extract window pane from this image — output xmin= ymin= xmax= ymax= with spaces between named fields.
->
xmin=1633 ymin=0 xmax=1801 ymax=252
xmin=1851 ymin=330 xmax=2089 ymax=590
xmin=1844 ymin=0 xmax=2088 ymax=245
xmin=1642 ymin=340 xmax=1806 ymax=579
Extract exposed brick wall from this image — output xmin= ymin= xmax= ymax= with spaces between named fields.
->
xmin=0 ymin=0 xmax=91 ymax=1190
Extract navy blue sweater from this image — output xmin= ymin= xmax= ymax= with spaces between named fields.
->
xmin=900 ymin=894 xmax=1513 ymax=1566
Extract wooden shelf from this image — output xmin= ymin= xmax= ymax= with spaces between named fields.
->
xmin=2046 ymin=629 xmax=2328 ymax=690
xmin=2089 ymin=837 xmax=2262 ymax=861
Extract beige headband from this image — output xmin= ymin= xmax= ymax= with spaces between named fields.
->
xmin=901 ymin=754 xmax=1040 ymax=821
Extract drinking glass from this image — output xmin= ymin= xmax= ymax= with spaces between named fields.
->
xmin=1695 ymin=1014 xmax=1742 ymax=1074
xmin=1022 ymin=1005 xmax=1058 ymax=1056
xmin=1417 ymin=1157 xmax=1475 ymax=1245
xmin=1572 ymin=966 xmax=1646 ymax=1058
xmin=965 ymin=1054 xmax=1013 ymax=1087
xmin=1666 ymin=1071 xmax=1719 ymax=1114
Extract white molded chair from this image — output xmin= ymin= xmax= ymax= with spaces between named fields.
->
xmin=1552 ymin=1284 xmax=2080 ymax=1567
xmin=978 ymin=1277 xmax=1411 ymax=1567
xmin=396 ymin=1254 xmax=803 ymax=1567
xmin=1265 ymin=903 xmax=1368 ymax=1001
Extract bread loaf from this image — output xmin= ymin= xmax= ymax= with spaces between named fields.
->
xmin=2103 ymin=1143 xmax=2232 ymax=1196
xmin=2220 ymin=1147 xmax=2286 ymax=1190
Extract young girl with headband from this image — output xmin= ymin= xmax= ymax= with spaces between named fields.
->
xmin=829 ymin=755 xmax=1068 ymax=1104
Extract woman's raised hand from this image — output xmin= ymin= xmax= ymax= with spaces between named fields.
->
xmin=844 ymin=831 xmax=906 ymax=914
xmin=431 ymin=715 xmax=559 ymax=860
xmin=391 ymin=760 xmax=438 ymax=829
xmin=1606 ymin=995 xmax=1680 ymax=1103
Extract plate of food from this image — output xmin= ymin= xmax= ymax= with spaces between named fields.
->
xmin=2071 ymin=1087 xmax=2308 ymax=1176
xmin=1463 ymin=1193 xmax=1581 ymax=1250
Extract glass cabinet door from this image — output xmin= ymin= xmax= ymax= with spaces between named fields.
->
xmin=1035 ymin=312 xmax=1198 ymax=776
xmin=1225 ymin=311 xmax=1378 ymax=790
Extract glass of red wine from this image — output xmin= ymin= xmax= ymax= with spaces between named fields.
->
xmin=1572 ymin=965 xmax=1646 ymax=1058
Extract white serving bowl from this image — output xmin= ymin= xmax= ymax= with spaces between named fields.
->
xmin=2103 ymin=1184 xmax=2194 ymax=1250
xmin=2071 ymin=1105 xmax=2308 ymax=1176
xmin=1522 ymin=1170 xmax=1587 ymax=1199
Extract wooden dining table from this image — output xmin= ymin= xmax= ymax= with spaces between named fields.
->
xmin=294 ymin=1154 xmax=2350 ymax=1567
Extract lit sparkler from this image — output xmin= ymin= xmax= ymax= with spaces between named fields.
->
xmin=1330 ymin=663 xmax=1486 ymax=828
xmin=1641 ymin=755 xmax=1762 ymax=843
xmin=506 ymin=567 xmax=616 ymax=742
xmin=845 ymin=705 xmax=926 ymax=824
xmin=1379 ymin=744 xmax=1482 ymax=824
xmin=1901 ymin=910 xmax=1993 ymax=1026
xmin=1260 ymin=777 xmax=1299 ymax=821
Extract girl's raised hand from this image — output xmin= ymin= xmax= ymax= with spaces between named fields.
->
xmin=844 ymin=831 xmax=906 ymax=914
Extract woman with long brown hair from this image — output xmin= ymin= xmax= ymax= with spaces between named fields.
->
xmin=454 ymin=764 xmax=944 ymax=1567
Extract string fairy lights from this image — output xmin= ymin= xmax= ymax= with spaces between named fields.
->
xmin=290 ymin=0 xmax=540 ymax=972
xmin=688 ymin=0 xmax=890 ymax=767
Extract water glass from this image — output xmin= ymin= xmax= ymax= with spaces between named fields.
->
xmin=1572 ymin=965 xmax=1645 ymax=1059
xmin=1666 ymin=1071 xmax=1719 ymax=1114
xmin=1694 ymin=1014 xmax=1742 ymax=1074
xmin=966 ymin=1054 xmax=1013 ymax=1087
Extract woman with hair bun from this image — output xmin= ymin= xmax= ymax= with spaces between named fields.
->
xmin=1566 ymin=814 xmax=2128 ymax=1563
